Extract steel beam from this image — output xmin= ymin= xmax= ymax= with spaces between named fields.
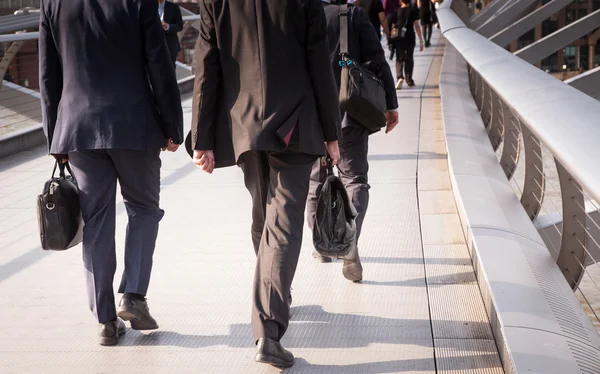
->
xmin=515 ymin=9 xmax=600 ymax=64
xmin=470 ymin=0 xmax=517 ymax=30
xmin=490 ymin=0 xmax=575 ymax=47
xmin=566 ymin=66 xmax=600 ymax=100
xmin=477 ymin=0 xmax=540 ymax=38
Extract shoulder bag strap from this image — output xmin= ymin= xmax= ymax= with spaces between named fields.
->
xmin=339 ymin=5 xmax=349 ymax=59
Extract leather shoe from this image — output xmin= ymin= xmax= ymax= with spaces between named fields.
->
xmin=312 ymin=250 xmax=332 ymax=263
xmin=117 ymin=294 xmax=159 ymax=330
xmin=99 ymin=318 xmax=125 ymax=346
xmin=255 ymin=338 xmax=294 ymax=368
xmin=343 ymin=252 xmax=363 ymax=282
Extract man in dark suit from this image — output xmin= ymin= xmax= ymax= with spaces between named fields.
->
xmin=39 ymin=0 xmax=183 ymax=346
xmin=306 ymin=1 xmax=399 ymax=282
xmin=190 ymin=0 xmax=341 ymax=368
xmin=159 ymin=0 xmax=184 ymax=67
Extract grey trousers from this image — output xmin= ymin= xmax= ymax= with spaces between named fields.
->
xmin=69 ymin=149 xmax=164 ymax=324
xmin=241 ymin=146 xmax=317 ymax=342
xmin=307 ymin=125 xmax=370 ymax=242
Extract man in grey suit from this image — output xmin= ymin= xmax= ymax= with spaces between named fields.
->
xmin=190 ymin=0 xmax=341 ymax=368
xmin=40 ymin=0 xmax=183 ymax=346
xmin=307 ymin=1 xmax=399 ymax=282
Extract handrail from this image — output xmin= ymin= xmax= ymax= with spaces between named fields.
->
xmin=0 ymin=14 xmax=200 ymax=43
xmin=438 ymin=1 xmax=600 ymax=207
xmin=0 ymin=31 xmax=38 ymax=43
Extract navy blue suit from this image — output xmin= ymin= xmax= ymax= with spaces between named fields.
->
xmin=39 ymin=0 xmax=183 ymax=323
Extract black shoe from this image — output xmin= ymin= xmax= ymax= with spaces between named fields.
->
xmin=255 ymin=338 xmax=295 ymax=368
xmin=407 ymin=80 xmax=416 ymax=87
xmin=98 ymin=318 xmax=126 ymax=346
xmin=117 ymin=294 xmax=159 ymax=330
xmin=312 ymin=250 xmax=332 ymax=263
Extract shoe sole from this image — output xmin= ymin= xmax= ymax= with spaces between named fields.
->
xmin=396 ymin=79 xmax=404 ymax=89
xmin=255 ymin=354 xmax=294 ymax=368
xmin=313 ymin=255 xmax=332 ymax=263
xmin=117 ymin=310 xmax=159 ymax=331
xmin=99 ymin=329 xmax=125 ymax=346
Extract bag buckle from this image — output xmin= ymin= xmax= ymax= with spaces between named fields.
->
xmin=46 ymin=203 xmax=56 ymax=210
xmin=338 ymin=59 xmax=353 ymax=67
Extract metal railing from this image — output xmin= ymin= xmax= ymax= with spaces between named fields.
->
xmin=439 ymin=0 xmax=600 ymax=333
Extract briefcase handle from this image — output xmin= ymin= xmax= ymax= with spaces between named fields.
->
xmin=51 ymin=160 xmax=75 ymax=179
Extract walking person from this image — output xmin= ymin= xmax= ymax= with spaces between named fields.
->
xmin=39 ymin=0 xmax=183 ymax=346
xmin=390 ymin=0 xmax=424 ymax=88
xmin=190 ymin=0 xmax=341 ymax=368
xmin=307 ymin=1 xmax=399 ymax=282
xmin=418 ymin=0 xmax=433 ymax=47
xmin=158 ymin=0 xmax=184 ymax=68
xmin=384 ymin=0 xmax=400 ymax=59
xmin=355 ymin=0 xmax=391 ymax=41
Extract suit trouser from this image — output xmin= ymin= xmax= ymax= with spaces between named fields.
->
xmin=241 ymin=147 xmax=317 ymax=342
xmin=68 ymin=149 xmax=164 ymax=323
xmin=307 ymin=125 xmax=370 ymax=244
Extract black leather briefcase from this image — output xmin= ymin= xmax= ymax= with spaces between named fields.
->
xmin=37 ymin=160 xmax=83 ymax=251
xmin=313 ymin=158 xmax=358 ymax=259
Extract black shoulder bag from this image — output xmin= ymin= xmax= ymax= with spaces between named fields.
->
xmin=338 ymin=5 xmax=387 ymax=132
xmin=37 ymin=160 xmax=84 ymax=251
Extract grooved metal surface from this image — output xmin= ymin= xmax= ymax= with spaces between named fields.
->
xmin=419 ymin=191 xmax=458 ymax=215
xmin=420 ymin=214 xmax=466 ymax=245
xmin=428 ymin=284 xmax=494 ymax=339
xmin=435 ymin=339 xmax=503 ymax=374
xmin=423 ymin=245 xmax=476 ymax=284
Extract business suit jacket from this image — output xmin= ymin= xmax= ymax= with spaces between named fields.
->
xmin=162 ymin=1 xmax=184 ymax=63
xmin=40 ymin=0 xmax=184 ymax=154
xmin=191 ymin=0 xmax=341 ymax=168
xmin=323 ymin=3 xmax=398 ymax=119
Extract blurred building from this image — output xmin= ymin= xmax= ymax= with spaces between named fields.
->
xmin=504 ymin=0 xmax=600 ymax=73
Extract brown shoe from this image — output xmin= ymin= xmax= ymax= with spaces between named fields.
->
xmin=255 ymin=338 xmax=295 ymax=368
xmin=98 ymin=318 xmax=126 ymax=346
xmin=343 ymin=253 xmax=363 ymax=282
xmin=117 ymin=294 xmax=159 ymax=330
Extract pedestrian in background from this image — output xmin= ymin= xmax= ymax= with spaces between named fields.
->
xmin=158 ymin=0 xmax=184 ymax=68
xmin=307 ymin=1 xmax=399 ymax=283
xmin=355 ymin=0 xmax=391 ymax=41
xmin=40 ymin=0 xmax=183 ymax=346
xmin=390 ymin=0 xmax=424 ymax=88
xmin=418 ymin=0 xmax=433 ymax=47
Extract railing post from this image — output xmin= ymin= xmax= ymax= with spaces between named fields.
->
xmin=556 ymin=161 xmax=588 ymax=289
xmin=0 ymin=40 xmax=26 ymax=90
xmin=520 ymin=122 xmax=545 ymax=220
xmin=499 ymin=109 xmax=521 ymax=179
xmin=488 ymin=89 xmax=504 ymax=151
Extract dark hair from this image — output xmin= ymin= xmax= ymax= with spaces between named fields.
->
xmin=400 ymin=0 xmax=411 ymax=4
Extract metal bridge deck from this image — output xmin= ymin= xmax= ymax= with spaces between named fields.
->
xmin=0 ymin=33 xmax=503 ymax=373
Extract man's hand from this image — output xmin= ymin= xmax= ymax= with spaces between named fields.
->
xmin=162 ymin=21 xmax=169 ymax=31
xmin=385 ymin=110 xmax=399 ymax=134
xmin=325 ymin=141 xmax=340 ymax=166
xmin=162 ymin=138 xmax=180 ymax=152
xmin=193 ymin=150 xmax=215 ymax=174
